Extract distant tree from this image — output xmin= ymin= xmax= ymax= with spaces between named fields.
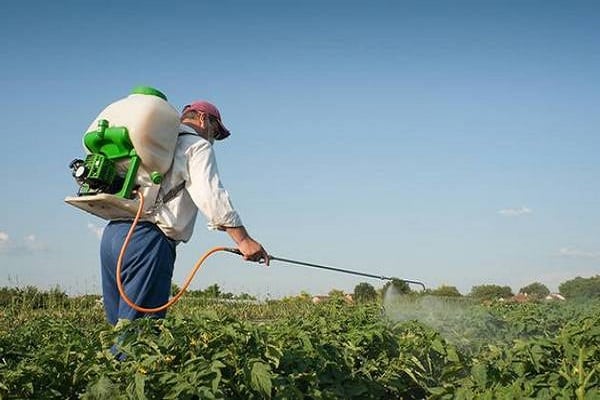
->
xmin=519 ymin=282 xmax=550 ymax=299
xmin=559 ymin=275 xmax=600 ymax=299
xmin=204 ymin=284 xmax=221 ymax=298
xmin=46 ymin=286 xmax=69 ymax=307
xmin=281 ymin=294 xmax=305 ymax=303
xmin=1 ymin=286 xmax=69 ymax=309
xmin=298 ymin=291 xmax=312 ymax=302
xmin=20 ymin=286 xmax=42 ymax=307
xmin=186 ymin=288 xmax=203 ymax=297
xmin=0 ymin=287 xmax=21 ymax=306
xmin=470 ymin=284 xmax=513 ymax=301
xmin=328 ymin=289 xmax=345 ymax=299
xmin=353 ymin=282 xmax=377 ymax=303
xmin=170 ymin=282 xmax=181 ymax=296
xmin=236 ymin=292 xmax=256 ymax=301
xmin=382 ymin=278 xmax=411 ymax=295
xmin=431 ymin=285 xmax=462 ymax=297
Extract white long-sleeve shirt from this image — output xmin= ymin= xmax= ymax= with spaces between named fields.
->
xmin=151 ymin=124 xmax=243 ymax=242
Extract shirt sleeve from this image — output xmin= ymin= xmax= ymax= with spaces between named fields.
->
xmin=185 ymin=140 xmax=243 ymax=230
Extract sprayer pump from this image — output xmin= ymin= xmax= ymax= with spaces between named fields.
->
xmin=68 ymin=119 xmax=144 ymax=199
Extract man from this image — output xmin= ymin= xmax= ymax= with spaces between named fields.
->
xmin=100 ymin=100 xmax=268 ymax=325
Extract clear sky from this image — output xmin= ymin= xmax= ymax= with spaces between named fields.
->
xmin=1 ymin=0 xmax=599 ymax=298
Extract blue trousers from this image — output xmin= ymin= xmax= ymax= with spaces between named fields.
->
xmin=100 ymin=221 xmax=176 ymax=325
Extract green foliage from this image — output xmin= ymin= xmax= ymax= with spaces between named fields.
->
xmin=354 ymin=282 xmax=378 ymax=303
xmin=0 ymin=286 xmax=20 ymax=306
xmin=430 ymin=285 xmax=462 ymax=297
xmin=559 ymin=275 xmax=600 ymax=299
xmin=204 ymin=283 xmax=221 ymax=298
xmin=1 ymin=287 xmax=599 ymax=399
xmin=280 ymin=291 xmax=312 ymax=304
xmin=298 ymin=291 xmax=312 ymax=301
xmin=236 ymin=292 xmax=256 ymax=301
xmin=183 ymin=283 xmax=256 ymax=301
xmin=519 ymin=282 xmax=550 ymax=299
xmin=470 ymin=284 xmax=513 ymax=301
xmin=327 ymin=288 xmax=345 ymax=298
xmin=170 ymin=282 xmax=180 ymax=297
xmin=0 ymin=285 xmax=68 ymax=308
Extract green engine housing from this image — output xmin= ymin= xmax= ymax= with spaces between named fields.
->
xmin=79 ymin=153 xmax=118 ymax=192
xmin=75 ymin=119 xmax=142 ymax=199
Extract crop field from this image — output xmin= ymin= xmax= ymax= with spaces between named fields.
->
xmin=0 ymin=293 xmax=598 ymax=399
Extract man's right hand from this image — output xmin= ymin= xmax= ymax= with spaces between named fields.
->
xmin=224 ymin=226 xmax=270 ymax=266
xmin=238 ymin=237 xmax=270 ymax=266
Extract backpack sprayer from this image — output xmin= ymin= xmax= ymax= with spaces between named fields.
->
xmin=65 ymin=86 xmax=180 ymax=219
xmin=66 ymin=86 xmax=425 ymax=313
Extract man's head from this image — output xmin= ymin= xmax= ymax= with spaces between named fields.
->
xmin=181 ymin=101 xmax=231 ymax=143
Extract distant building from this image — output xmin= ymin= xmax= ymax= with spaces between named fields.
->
xmin=311 ymin=294 xmax=353 ymax=304
xmin=510 ymin=293 xmax=530 ymax=303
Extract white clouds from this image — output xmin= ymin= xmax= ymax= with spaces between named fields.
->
xmin=87 ymin=223 xmax=104 ymax=239
xmin=0 ymin=231 xmax=47 ymax=255
xmin=498 ymin=206 xmax=532 ymax=216
xmin=0 ymin=231 xmax=11 ymax=253
xmin=558 ymin=247 xmax=600 ymax=259
xmin=0 ymin=231 xmax=14 ymax=254
xmin=0 ymin=223 xmax=104 ymax=256
xmin=23 ymin=234 xmax=47 ymax=252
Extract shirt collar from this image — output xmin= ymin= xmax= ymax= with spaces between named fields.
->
xmin=179 ymin=123 xmax=213 ymax=145
xmin=179 ymin=123 xmax=198 ymax=135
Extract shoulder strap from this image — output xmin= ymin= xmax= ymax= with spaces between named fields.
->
xmin=161 ymin=181 xmax=186 ymax=204
xmin=150 ymin=131 xmax=196 ymax=210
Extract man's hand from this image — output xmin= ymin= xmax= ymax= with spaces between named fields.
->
xmin=224 ymin=226 xmax=270 ymax=266
xmin=238 ymin=237 xmax=270 ymax=266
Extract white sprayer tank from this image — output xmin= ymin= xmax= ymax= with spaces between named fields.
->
xmin=85 ymin=86 xmax=180 ymax=176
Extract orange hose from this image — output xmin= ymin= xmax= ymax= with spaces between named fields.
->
xmin=116 ymin=190 xmax=231 ymax=313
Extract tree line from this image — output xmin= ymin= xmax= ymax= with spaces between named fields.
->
xmin=352 ymin=274 xmax=600 ymax=303
xmin=0 ymin=274 xmax=597 ymax=307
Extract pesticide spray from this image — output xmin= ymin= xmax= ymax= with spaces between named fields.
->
xmin=382 ymin=286 xmax=512 ymax=353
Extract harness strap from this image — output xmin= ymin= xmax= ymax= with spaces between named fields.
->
xmin=161 ymin=181 xmax=186 ymax=204
xmin=153 ymin=131 xmax=197 ymax=207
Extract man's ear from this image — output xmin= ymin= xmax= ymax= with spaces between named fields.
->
xmin=198 ymin=112 xmax=208 ymax=127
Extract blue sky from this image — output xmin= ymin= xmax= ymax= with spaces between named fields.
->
xmin=1 ymin=0 xmax=599 ymax=297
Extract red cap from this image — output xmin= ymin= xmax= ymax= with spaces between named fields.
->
xmin=182 ymin=101 xmax=231 ymax=140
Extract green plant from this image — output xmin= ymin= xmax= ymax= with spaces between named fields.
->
xmin=0 ymin=288 xmax=598 ymax=399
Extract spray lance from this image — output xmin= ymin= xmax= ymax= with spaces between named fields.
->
xmin=222 ymin=248 xmax=426 ymax=290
